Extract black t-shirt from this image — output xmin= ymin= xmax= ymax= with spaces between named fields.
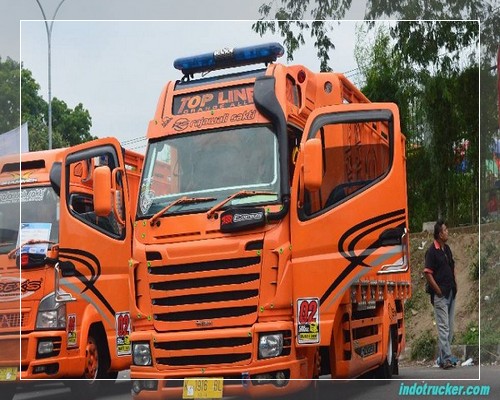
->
xmin=425 ymin=241 xmax=457 ymax=299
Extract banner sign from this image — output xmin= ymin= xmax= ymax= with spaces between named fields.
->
xmin=173 ymin=84 xmax=254 ymax=115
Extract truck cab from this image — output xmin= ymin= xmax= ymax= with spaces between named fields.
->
xmin=122 ymin=43 xmax=411 ymax=398
xmin=0 ymin=138 xmax=142 ymax=399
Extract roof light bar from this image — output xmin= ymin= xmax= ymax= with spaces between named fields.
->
xmin=173 ymin=42 xmax=285 ymax=76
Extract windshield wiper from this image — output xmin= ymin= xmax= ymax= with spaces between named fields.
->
xmin=207 ymin=190 xmax=277 ymax=219
xmin=149 ymin=196 xmax=216 ymax=226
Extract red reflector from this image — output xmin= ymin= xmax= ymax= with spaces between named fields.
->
xmin=297 ymin=70 xmax=306 ymax=83
xmin=21 ymin=253 xmax=29 ymax=267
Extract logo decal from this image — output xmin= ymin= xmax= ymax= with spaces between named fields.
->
xmin=0 ymin=277 xmax=42 ymax=302
xmin=220 ymin=208 xmax=265 ymax=233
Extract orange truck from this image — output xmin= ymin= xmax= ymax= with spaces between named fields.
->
xmin=0 ymin=138 xmax=142 ymax=399
xmin=94 ymin=42 xmax=411 ymax=398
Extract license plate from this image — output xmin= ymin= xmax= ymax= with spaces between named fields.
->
xmin=182 ymin=377 xmax=223 ymax=399
xmin=0 ymin=367 xmax=17 ymax=381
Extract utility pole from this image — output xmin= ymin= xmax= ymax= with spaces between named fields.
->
xmin=35 ymin=0 xmax=67 ymax=150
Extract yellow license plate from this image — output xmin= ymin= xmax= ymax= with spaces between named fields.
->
xmin=183 ymin=377 xmax=223 ymax=399
xmin=0 ymin=367 xmax=17 ymax=381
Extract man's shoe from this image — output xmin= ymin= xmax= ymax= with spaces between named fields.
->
xmin=443 ymin=361 xmax=454 ymax=370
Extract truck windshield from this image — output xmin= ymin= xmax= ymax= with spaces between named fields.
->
xmin=0 ymin=186 xmax=59 ymax=255
xmin=138 ymin=125 xmax=280 ymax=218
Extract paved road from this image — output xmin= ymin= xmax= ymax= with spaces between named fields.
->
xmin=10 ymin=365 xmax=498 ymax=400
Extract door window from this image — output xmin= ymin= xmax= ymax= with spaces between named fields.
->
xmin=301 ymin=111 xmax=392 ymax=217
xmin=65 ymin=146 xmax=125 ymax=238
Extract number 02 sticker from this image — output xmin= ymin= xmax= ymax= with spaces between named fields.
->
xmin=297 ymin=298 xmax=320 ymax=344
xmin=115 ymin=312 xmax=131 ymax=356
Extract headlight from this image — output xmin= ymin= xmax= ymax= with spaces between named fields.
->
xmin=258 ymin=333 xmax=283 ymax=359
xmin=133 ymin=342 xmax=152 ymax=366
xmin=36 ymin=293 xmax=66 ymax=329
xmin=132 ymin=380 xmax=158 ymax=395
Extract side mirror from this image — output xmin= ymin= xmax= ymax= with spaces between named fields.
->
xmin=49 ymin=162 xmax=62 ymax=196
xmin=93 ymin=166 xmax=112 ymax=217
xmin=303 ymin=138 xmax=323 ymax=191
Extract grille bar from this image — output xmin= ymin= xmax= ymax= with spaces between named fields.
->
xmin=153 ymin=289 xmax=259 ymax=306
xmin=149 ymin=256 xmax=261 ymax=275
xmin=151 ymin=273 xmax=259 ymax=291
xmin=155 ymin=306 xmax=257 ymax=322
xmin=154 ymin=336 xmax=252 ymax=351
xmin=157 ymin=353 xmax=252 ymax=366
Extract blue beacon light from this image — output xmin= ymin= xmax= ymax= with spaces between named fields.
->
xmin=173 ymin=42 xmax=285 ymax=76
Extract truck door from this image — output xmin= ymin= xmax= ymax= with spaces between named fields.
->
xmin=57 ymin=137 xmax=133 ymax=369
xmin=290 ymin=103 xmax=409 ymax=345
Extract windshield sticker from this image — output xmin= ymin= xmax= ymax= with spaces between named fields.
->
xmin=67 ymin=314 xmax=77 ymax=347
xmin=297 ymin=298 xmax=320 ymax=345
xmin=0 ymin=187 xmax=48 ymax=205
xmin=139 ymin=182 xmax=155 ymax=215
xmin=0 ymin=276 xmax=42 ymax=302
xmin=173 ymin=85 xmax=254 ymax=115
xmin=115 ymin=311 xmax=131 ymax=356
xmin=170 ymin=110 xmax=257 ymax=132
xmin=18 ymin=223 xmax=52 ymax=255
xmin=0 ymin=171 xmax=38 ymax=187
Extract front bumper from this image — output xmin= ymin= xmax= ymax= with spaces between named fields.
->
xmin=130 ymin=322 xmax=313 ymax=398
xmin=0 ymin=331 xmax=85 ymax=380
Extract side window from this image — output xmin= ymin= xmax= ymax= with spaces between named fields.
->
xmin=66 ymin=147 xmax=125 ymax=238
xmin=303 ymin=118 xmax=390 ymax=216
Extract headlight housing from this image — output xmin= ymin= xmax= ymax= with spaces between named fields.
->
xmin=258 ymin=333 xmax=283 ymax=359
xmin=36 ymin=293 xmax=66 ymax=330
xmin=133 ymin=342 xmax=152 ymax=366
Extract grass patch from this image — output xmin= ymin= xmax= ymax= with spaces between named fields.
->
xmin=410 ymin=330 xmax=437 ymax=360
xmin=456 ymin=322 xmax=479 ymax=345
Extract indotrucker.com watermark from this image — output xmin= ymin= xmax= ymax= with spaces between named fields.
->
xmin=399 ymin=382 xmax=490 ymax=396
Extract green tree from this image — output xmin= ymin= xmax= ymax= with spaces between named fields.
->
xmin=1 ymin=57 xmax=96 ymax=151
xmin=0 ymin=57 xmax=20 ymax=133
xmin=18 ymin=63 xmax=96 ymax=151
xmin=255 ymin=2 xmax=486 ymax=226
xmin=51 ymin=98 xmax=94 ymax=146
xmin=254 ymin=1 xmax=496 ymax=66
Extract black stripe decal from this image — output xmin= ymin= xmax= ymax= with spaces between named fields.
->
xmin=320 ymin=210 xmax=406 ymax=305
xmin=58 ymin=248 xmax=115 ymax=316
xmin=59 ymin=247 xmax=101 ymax=279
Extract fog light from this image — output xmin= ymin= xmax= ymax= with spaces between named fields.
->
xmin=258 ymin=333 xmax=283 ymax=359
xmin=132 ymin=380 xmax=142 ymax=395
xmin=132 ymin=342 xmax=152 ymax=366
xmin=38 ymin=341 xmax=54 ymax=355
xmin=275 ymin=371 xmax=288 ymax=387
xmin=143 ymin=380 xmax=158 ymax=390
xmin=33 ymin=365 xmax=46 ymax=374
xmin=253 ymin=373 xmax=273 ymax=385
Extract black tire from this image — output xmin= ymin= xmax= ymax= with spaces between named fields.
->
xmin=374 ymin=327 xmax=396 ymax=379
xmin=67 ymin=332 xmax=114 ymax=399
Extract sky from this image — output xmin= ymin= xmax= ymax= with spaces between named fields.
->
xmin=0 ymin=0 xmax=369 ymax=152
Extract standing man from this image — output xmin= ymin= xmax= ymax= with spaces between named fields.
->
xmin=424 ymin=219 xmax=457 ymax=369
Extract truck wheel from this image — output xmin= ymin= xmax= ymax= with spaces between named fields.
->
xmin=68 ymin=333 xmax=111 ymax=399
xmin=375 ymin=327 xmax=395 ymax=379
xmin=83 ymin=335 xmax=106 ymax=380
